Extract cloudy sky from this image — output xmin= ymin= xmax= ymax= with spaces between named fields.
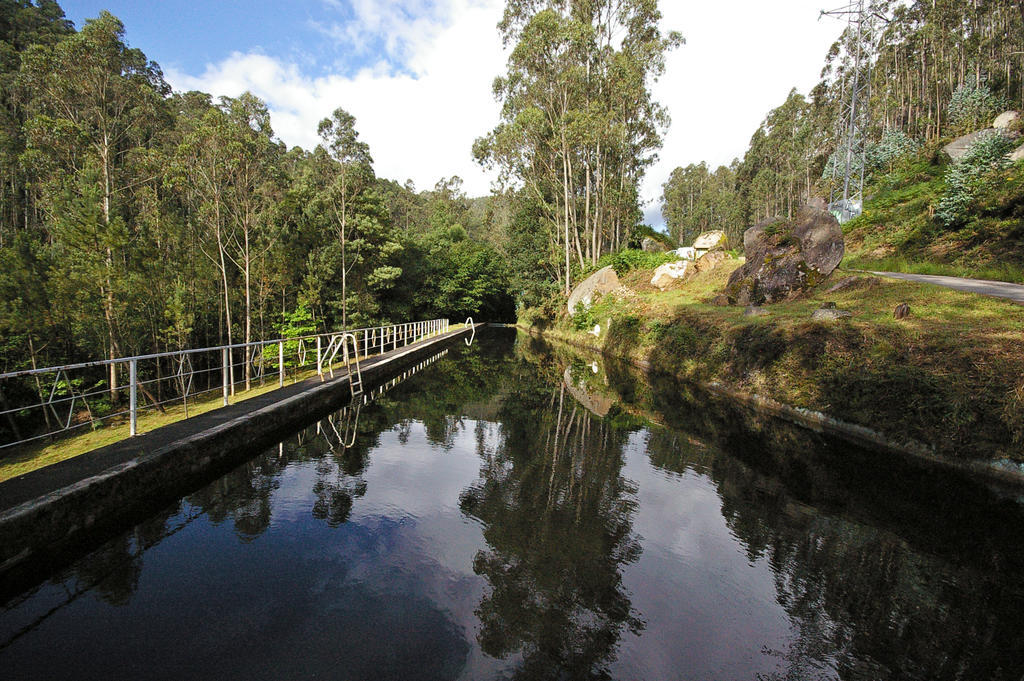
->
xmin=63 ymin=0 xmax=843 ymax=228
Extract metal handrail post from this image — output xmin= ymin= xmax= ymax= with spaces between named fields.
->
xmin=129 ymin=359 xmax=138 ymax=436
xmin=316 ymin=337 xmax=322 ymax=378
xmin=278 ymin=341 xmax=285 ymax=388
xmin=222 ymin=348 xmax=229 ymax=406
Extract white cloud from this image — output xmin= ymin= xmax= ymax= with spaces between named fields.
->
xmin=166 ymin=0 xmax=506 ymax=196
xmin=167 ymin=0 xmax=842 ymax=222
xmin=642 ymin=0 xmax=842 ymax=226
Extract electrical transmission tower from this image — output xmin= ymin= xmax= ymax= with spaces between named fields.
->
xmin=820 ymin=0 xmax=887 ymax=223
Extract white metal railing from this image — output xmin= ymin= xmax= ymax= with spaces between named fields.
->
xmin=0 ymin=318 xmax=451 ymax=452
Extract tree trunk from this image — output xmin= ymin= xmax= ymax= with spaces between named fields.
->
xmin=244 ymin=222 xmax=252 ymax=392
xmin=216 ymin=198 xmax=235 ymax=396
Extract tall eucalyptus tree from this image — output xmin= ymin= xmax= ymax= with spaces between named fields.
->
xmin=20 ymin=10 xmax=168 ymax=401
xmin=476 ymin=0 xmax=681 ymax=295
xmin=316 ymin=108 xmax=372 ymax=329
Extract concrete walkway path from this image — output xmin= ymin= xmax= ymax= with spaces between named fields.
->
xmin=870 ymin=271 xmax=1024 ymax=304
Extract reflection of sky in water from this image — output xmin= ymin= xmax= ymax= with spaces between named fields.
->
xmin=616 ymin=430 xmax=790 ymax=680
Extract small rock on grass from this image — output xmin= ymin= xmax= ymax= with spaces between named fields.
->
xmin=710 ymin=294 xmax=730 ymax=306
xmin=826 ymin=276 xmax=859 ymax=293
xmin=811 ymin=308 xmax=853 ymax=321
xmin=894 ymin=303 xmax=911 ymax=319
xmin=819 ymin=301 xmax=837 ymax=309
xmin=744 ymin=306 xmax=770 ymax=317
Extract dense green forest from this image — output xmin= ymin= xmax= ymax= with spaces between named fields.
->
xmin=0 ymin=1 xmax=522 ymax=384
xmin=662 ymin=0 xmax=1024 ymax=247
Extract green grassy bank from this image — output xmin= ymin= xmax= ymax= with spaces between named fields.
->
xmin=519 ymin=261 xmax=1024 ymax=465
xmin=843 ymin=153 xmax=1024 ymax=283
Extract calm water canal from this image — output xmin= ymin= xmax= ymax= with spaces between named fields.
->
xmin=2 ymin=328 xmax=1023 ymax=680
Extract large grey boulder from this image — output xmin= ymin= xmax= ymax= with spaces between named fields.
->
xmin=692 ymin=250 xmax=729 ymax=274
xmin=943 ymin=129 xmax=998 ymax=160
xmin=726 ymin=205 xmax=844 ymax=305
xmin=567 ymin=265 xmax=619 ymax=314
xmin=993 ymin=111 xmax=1020 ymax=129
xmin=692 ymin=230 xmax=727 ymax=255
xmin=650 ymin=261 xmax=689 ymax=290
xmin=641 ymin=237 xmax=667 ymax=253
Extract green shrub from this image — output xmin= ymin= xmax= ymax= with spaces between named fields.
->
xmin=936 ymin=130 xmax=1017 ymax=227
xmin=866 ymin=130 xmax=922 ymax=172
xmin=607 ymin=249 xmax=678 ymax=276
xmin=824 ymin=130 xmax=922 ymax=189
xmin=604 ymin=315 xmax=642 ymax=356
xmin=654 ymin=322 xmax=700 ymax=356
xmin=518 ymin=295 xmax=560 ymax=328
xmin=948 ymin=75 xmax=1009 ymax=134
xmin=571 ymin=302 xmax=595 ymax=331
xmin=628 ymin=224 xmax=676 ymax=250
xmin=269 ymin=303 xmax=316 ymax=367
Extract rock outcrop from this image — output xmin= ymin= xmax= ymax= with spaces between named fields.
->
xmin=641 ymin=237 xmax=667 ymax=252
xmin=993 ymin=111 xmax=1020 ymax=129
xmin=692 ymin=250 xmax=729 ymax=274
xmin=726 ymin=205 xmax=844 ymax=305
xmin=1010 ymin=143 xmax=1024 ymax=163
xmin=673 ymin=246 xmax=696 ymax=260
xmin=568 ymin=265 xmax=619 ymax=313
xmin=943 ymin=129 xmax=998 ymax=160
xmin=693 ymin=230 xmax=727 ymax=256
xmin=650 ymin=261 xmax=689 ymax=290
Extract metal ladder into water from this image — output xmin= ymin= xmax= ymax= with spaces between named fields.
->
xmin=318 ymin=332 xmax=363 ymax=399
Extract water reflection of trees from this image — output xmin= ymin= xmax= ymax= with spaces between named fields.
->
xmin=516 ymin=335 xmax=1024 ymax=680
xmin=460 ymin=372 xmax=643 ymax=680
xmin=636 ymin=374 xmax=1024 ymax=681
